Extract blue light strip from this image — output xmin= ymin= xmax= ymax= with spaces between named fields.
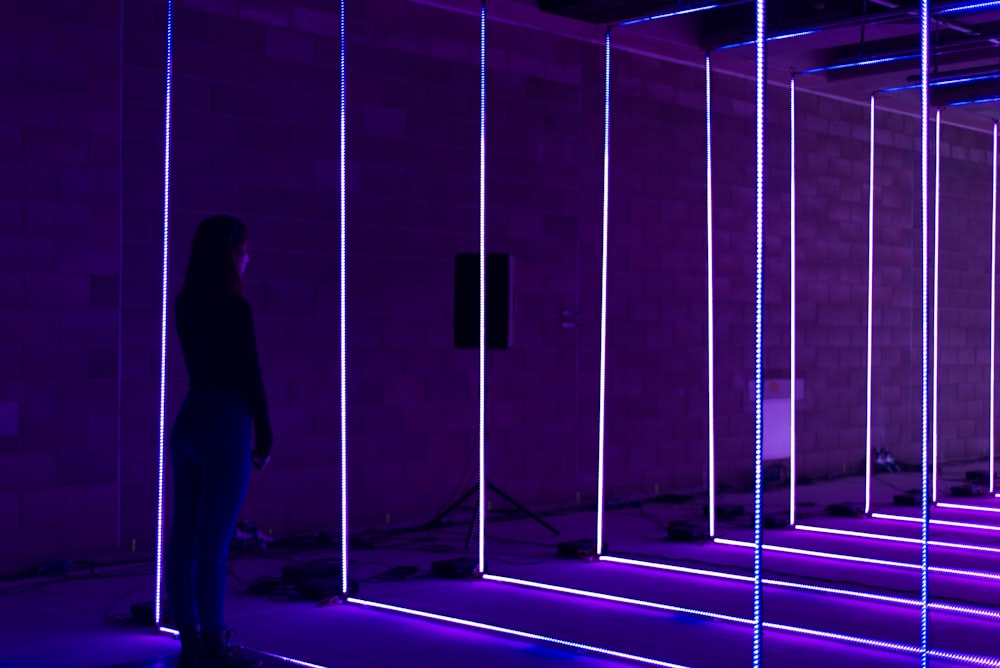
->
xmin=938 ymin=1 xmax=1000 ymax=15
xmin=799 ymin=54 xmax=917 ymax=76
xmin=932 ymin=108 xmax=941 ymax=505
xmin=947 ymin=96 xmax=1000 ymax=107
xmin=339 ymin=0 xmax=348 ymax=597
xmin=706 ymin=54 xmax=717 ymax=537
xmin=597 ymin=30 xmax=611 ymax=555
xmin=753 ymin=0 xmax=765 ymax=663
xmin=789 ymin=76 xmax=797 ymax=527
xmin=880 ymin=73 xmax=1000 ymax=94
xmin=716 ymin=29 xmax=820 ymax=50
xmin=993 ymin=122 xmax=998 ymax=494
xmin=919 ymin=2 xmax=930 ymax=664
xmin=154 ymin=0 xmax=173 ymax=627
xmin=865 ymin=94 xmax=875 ymax=515
xmin=616 ymin=3 xmax=719 ymax=26
xmin=478 ymin=0 xmax=487 ymax=575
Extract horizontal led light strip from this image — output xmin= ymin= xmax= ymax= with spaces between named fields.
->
xmin=351 ymin=599 xmax=691 ymax=668
xmin=616 ymin=2 xmax=719 ymax=25
xmin=873 ymin=512 xmax=1000 ymax=532
xmin=937 ymin=502 xmax=1000 ymax=514
xmin=484 ymin=574 xmax=752 ymax=625
xmin=796 ymin=523 xmax=1000 ymax=554
xmin=160 ymin=628 xmax=328 ymax=667
xmin=717 ymin=537 xmax=1000 ymax=580
xmin=600 ymin=554 xmax=753 ymax=582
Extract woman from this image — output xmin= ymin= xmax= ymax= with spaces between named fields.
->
xmin=167 ymin=215 xmax=273 ymax=668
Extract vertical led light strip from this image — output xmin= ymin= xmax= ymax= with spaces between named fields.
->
xmin=478 ymin=0 xmax=487 ymax=574
xmin=339 ymin=0 xmax=348 ymax=596
xmin=865 ymin=94 xmax=876 ymax=515
xmin=992 ymin=122 xmax=998 ymax=494
xmin=932 ymin=108 xmax=941 ymax=504
xmin=919 ymin=0 xmax=931 ymax=665
xmin=154 ymin=0 xmax=173 ymax=627
xmin=753 ymin=0 xmax=765 ymax=663
xmin=706 ymin=55 xmax=716 ymax=537
xmin=596 ymin=30 xmax=611 ymax=554
xmin=789 ymin=76 xmax=797 ymax=527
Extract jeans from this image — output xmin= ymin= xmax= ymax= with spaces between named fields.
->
xmin=166 ymin=388 xmax=252 ymax=634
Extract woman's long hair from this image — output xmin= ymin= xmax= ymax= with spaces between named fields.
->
xmin=178 ymin=215 xmax=248 ymax=301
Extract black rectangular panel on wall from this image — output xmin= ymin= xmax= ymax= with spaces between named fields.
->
xmin=454 ymin=253 xmax=511 ymax=350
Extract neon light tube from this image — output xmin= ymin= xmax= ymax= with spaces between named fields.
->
xmin=477 ymin=0 xmax=487 ymax=574
xmin=798 ymin=54 xmax=918 ymax=75
xmin=351 ymin=599 xmax=691 ymax=668
xmin=938 ymin=1 xmax=1000 ymax=15
xmin=948 ymin=96 xmax=1000 ymax=107
xmin=789 ymin=76 xmax=797 ymax=527
xmin=880 ymin=72 xmax=1000 ymax=94
xmin=161 ymin=628 xmax=328 ymax=667
xmin=601 ymin=555 xmax=754 ymax=582
xmin=866 ymin=94 xmax=875 ymax=514
xmin=716 ymin=29 xmax=821 ymax=50
xmin=339 ymin=0 xmax=348 ymax=598
xmin=596 ymin=30 xmax=611 ymax=556
xmin=937 ymin=502 xmax=1000 ymax=513
xmin=706 ymin=55 xmax=717 ymax=537
xmin=919 ymin=1 xmax=930 ymax=664
xmin=993 ymin=122 xmax=998 ymax=494
xmin=796 ymin=523 xmax=1000 ymax=554
xmin=616 ymin=3 xmax=719 ymax=26
xmin=932 ymin=107 xmax=941 ymax=504
xmin=155 ymin=0 xmax=174 ymax=627
xmin=873 ymin=512 xmax=1000 ymax=532
xmin=484 ymin=574 xmax=752 ymax=625
xmin=753 ymin=0 xmax=765 ymax=663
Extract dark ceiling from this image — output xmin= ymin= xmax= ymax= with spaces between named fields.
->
xmin=540 ymin=0 xmax=1000 ymax=116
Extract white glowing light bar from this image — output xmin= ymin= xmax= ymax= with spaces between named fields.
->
xmin=339 ymin=0 xmax=348 ymax=598
xmin=865 ymin=94 xmax=875 ymax=515
xmin=789 ymin=76 xmax=797 ymax=527
xmin=873 ymin=511 xmax=1000 ymax=532
xmin=753 ymin=1 xmax=765 ymax=663
xmin=617 ymin=3 xmax=719 ymax=25
xmin=351 ymin=599 xmax=691 ymax=668
xmin=484 ymin=574 xmax=751 ymax=625
xmin=993 ymin=122 xmax=998 ymax=494
xmin=477 ymin=1 xmax=487 ymax=574
xmin=596 ymin=30 xmax=611 ymax=556
xmin=919 ymin=1 xmax=931 ymax=663
xmin=937 ymin=502 xmax=1000 ymax=513
xmin=796 ymin=523 xmax=1000 ymax=554
xmin=932 ymin=107 xmax=941 ymax=504
xmin=155 ymin=0 xmax=174 ymax=627
xmin=600 ymin=555 xmax=754 ymax=582
xmin=706 ymin=55 xmax=717 ymax=537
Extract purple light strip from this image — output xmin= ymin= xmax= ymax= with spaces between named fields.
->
xmin=932 ymin=107 xmax=941 ymax=505
xmin=160 ymin=628 xmax=328 ymax=667
xmin=596 ymin=30 xmax=611 ymax=555
xmin=351 ymin=599 xmax=691 ymax=668
xmin=601 ymin=555 xmax=754 ymax=582
xmin=484 ymin=574 xmax=752 ymax=625
xmin=706 ymin=55 xmax=717 ymax=537
xmin=719 ymin=536 xmax=1000 ymax=580
xmin=937 ymin=502 xmax=1000 ymax=514
xmin=339 ymin=0 xmax=348 ymax=598
xmin=865 ymin=94 xmax=876 ymax=514
xmin=753 ymin=0 xmax=765 ymax=662
xmin=789 ymin=76 xmax=797 ymax=527
xmin=873 ymin=511 xmax=1000 ymax=532
xmin=796 ymin=523 xmax=1000 ymax=554
xmin=478 ymin=0 xmax=487 ymax=574
xmin=154 ymin=0 xmax=173 ymax=627
xmin=919 ymin=0 xmax=930 ymax=662
xmin=993 ymin=122 xmax=998 ymax=495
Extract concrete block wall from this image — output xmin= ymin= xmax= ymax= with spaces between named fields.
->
xmin=1 ymin=0 xmax=995 ymax=572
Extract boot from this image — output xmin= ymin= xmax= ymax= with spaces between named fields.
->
xmin=201 ymin=629 xmax=263 ymax=668
xmin=178 ymin=628 xmax=201 ymax=668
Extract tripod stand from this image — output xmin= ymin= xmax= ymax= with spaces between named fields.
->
xmin=427 ymin=477 xmax=560 ymax=550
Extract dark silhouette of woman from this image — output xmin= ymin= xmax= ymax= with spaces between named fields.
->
xmin=166 ymin=215 xmax=272 ymax=668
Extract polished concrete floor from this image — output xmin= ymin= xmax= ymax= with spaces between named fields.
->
xmin=3 ymin=463 xmax=998 ymax=668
